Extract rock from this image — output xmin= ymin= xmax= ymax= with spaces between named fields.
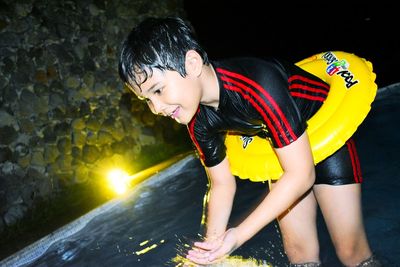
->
xmin=0 ymin=126 xmax=17 ymax=145
xmin=3 ymin=204 xmax=27 ymax=226
xmin=82 ymin=144 xmax=99 ymax=164
xmin=0 ymin=147 xmax=12 ymax=163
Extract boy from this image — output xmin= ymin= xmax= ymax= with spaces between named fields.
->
xmin=118 ymin=17 xmax=381 ymax=266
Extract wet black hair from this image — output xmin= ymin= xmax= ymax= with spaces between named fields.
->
xmin=118 ymin=16 xmax=209 ymax=90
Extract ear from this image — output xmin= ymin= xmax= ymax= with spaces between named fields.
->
xmin=185 ymin=50 xmax=203 ymax=77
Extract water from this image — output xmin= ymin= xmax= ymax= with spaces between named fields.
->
xmin=2 ymin=83 xmax=400 ymax=266
xmin=13 ymin=157 xmax=287 ymax=267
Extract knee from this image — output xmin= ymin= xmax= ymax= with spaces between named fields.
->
xmin=284 ymin=239 xmax=319 ymax=264
xmin=335 ymin=242 xmax=372 ymax=266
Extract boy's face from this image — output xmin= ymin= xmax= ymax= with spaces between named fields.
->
xmin=131 ymin=68 xmax=202 ymax=125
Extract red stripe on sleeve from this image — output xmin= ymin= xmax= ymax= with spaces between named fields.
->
xmin=289 ymin=84 xmax=329 ymax=96
xmin=223 ymin=83 xmax=284 ymax=147
xmin=217 ymin=68 xmax=298 ymax=146
xmin=288 ymin=75 xmax=330 ymax=91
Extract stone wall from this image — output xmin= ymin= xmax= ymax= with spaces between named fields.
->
xmin=0 ymin=0 xmax=189 ymax=235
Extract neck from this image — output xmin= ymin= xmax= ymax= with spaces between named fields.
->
xmin=199 ymin=64 xmax=220 ymax=109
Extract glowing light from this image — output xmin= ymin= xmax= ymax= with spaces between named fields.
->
xmin=104 ymin=152 xmax=191 ymax=196
xmin=107 ymin=169 xmax=130 ymax=195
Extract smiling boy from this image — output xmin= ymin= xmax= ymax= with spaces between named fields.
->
xmin=118 ymin=17 xmax=381 ymax=267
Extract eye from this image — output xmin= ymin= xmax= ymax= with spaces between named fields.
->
xmin=154 ymin=88 xmax=162 ymax=95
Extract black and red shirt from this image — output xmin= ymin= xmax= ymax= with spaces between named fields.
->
xmin=188 ymin=57 xmax=330 ymax=167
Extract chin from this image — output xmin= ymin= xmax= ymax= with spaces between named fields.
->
xmin=173 ymin=114 xmax=186 ymax=125
xmin=174 ymin=117 xmax=183 ymax=124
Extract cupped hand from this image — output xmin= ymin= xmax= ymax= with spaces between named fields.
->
xmin=185 ymin=228 xmax=239 ymax=265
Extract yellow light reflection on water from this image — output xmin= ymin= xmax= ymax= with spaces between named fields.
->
xmin=107 ymin=169 xmax=130 ymax=195
xmin=105 ymin=152 xmax=192 ymax=195
xmin=135 ymin=239 xmax=165 ymax=255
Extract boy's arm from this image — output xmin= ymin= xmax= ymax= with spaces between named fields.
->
xmin=204 ymin=157 xmax=237 ymax=240
xmin=186 ymin=132 xmax=316 ymax=264
xmin=235 ymin=131 xmax=315 ymax=246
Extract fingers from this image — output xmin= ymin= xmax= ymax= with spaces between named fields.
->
xmin=186 ymin=242 xmax=217 ymax=265
xmin=186 ymin=251 xmax=221 ymax=265
xmin=185 ymin=229 xmax=239 ymax=265
xmin=186 ymin=242 xmax=227 ymax=265
xmin=193 ymin=240 xmax=217 ymax=250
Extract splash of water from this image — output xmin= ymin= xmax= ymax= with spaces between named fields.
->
xmin=169 ymin=235 xmax=273 ymax=267
xmin=171 ymin=254 xmax=272 ymax=267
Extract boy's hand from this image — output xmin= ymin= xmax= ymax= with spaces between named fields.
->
xmin=185 ymin=228 xmax=239 ymax=265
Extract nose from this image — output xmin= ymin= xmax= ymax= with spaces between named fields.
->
xmin=149 ymin=97 xmax=165 ymax=116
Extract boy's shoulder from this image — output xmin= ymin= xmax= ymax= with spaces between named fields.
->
xmin=212 ymin=56 xmax=289 ymax=79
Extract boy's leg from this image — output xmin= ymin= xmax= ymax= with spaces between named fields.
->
xmin=313 ymin=184 xmax=372 ymax=266
xmin=274 ymin=187 xmax=320 ymax=265
xmin=314 ymin=139 xmax=381 ymax=266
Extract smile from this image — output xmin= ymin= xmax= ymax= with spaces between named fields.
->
xmin=170 ymin=107 xmax=180 ymax=119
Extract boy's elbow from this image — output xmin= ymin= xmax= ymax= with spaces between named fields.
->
xmin=211 ymin=178 xmax=236 ymax=194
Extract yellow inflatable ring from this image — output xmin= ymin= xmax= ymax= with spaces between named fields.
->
xmin=225 ymin=51 xmax=378 ymax=182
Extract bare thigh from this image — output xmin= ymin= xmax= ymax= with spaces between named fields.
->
xmin=313 ymin=184 xmax=371 ymax=265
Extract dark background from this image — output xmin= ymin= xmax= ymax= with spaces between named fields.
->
xmin=183 ymin=2 xmax=399 ymax=88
